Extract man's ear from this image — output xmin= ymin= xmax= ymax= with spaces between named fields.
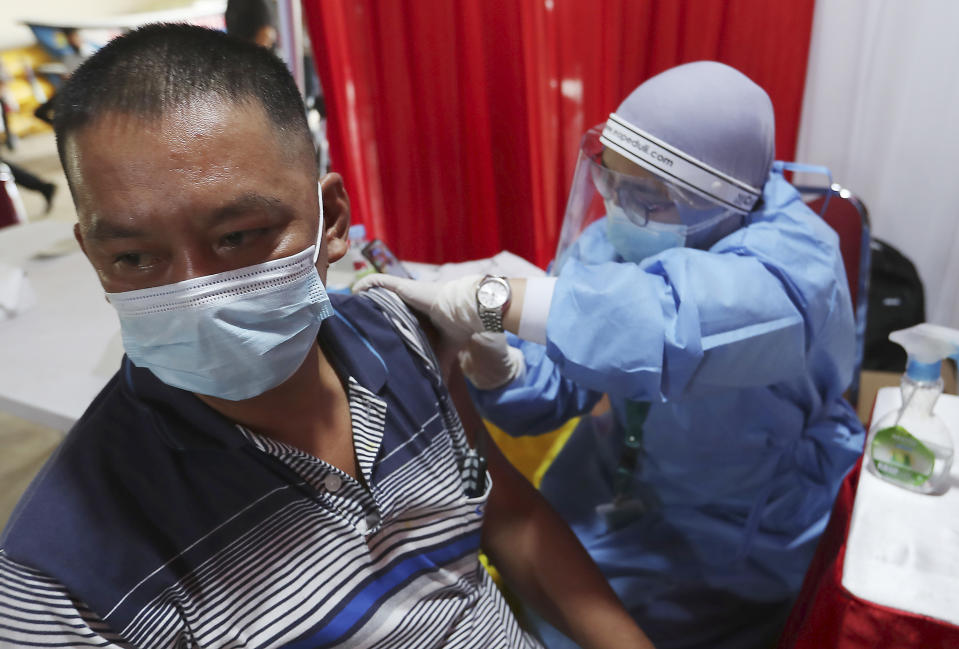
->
xmin=320 ymin=172 xmax=350 ymax=264
xmin=73 ymin=222 xmax=88 ymax=257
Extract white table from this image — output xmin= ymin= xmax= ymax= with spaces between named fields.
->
xmin=0 ymin=220 xmax=121 ymax=431
xmin=843 ymin=386 xmax=959 ymax=625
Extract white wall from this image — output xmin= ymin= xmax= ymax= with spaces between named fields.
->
xmin=0 ymin=0 xmax=195 ymax=49
xmin=796 ymin=0 xmax=959 ymax=328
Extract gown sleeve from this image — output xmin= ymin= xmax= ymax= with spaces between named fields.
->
xmin=469 ymin=332 xmax=604 ymax=436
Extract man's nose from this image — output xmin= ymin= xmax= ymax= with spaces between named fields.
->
xmin=177 ymin=248 xmax=231 ymax=282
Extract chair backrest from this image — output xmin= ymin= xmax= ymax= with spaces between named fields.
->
xmin=0 ymin=163 xmax=28 ymax=229
xmin=802 ymin=186 xmax=870 ymax=307
xmin=798 ymin=184 xmax=871 ymax=405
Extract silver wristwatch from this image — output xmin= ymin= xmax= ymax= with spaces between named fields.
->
xmin=475 ymin=275 xmax=511 ymax=333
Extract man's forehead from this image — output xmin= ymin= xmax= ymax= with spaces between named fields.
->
xmin=73 ymin=98 xmax=271 ymax=145
xmin=65 ymin=101 xmax=291 ymax=189
xmin=66 ymin=98 xmax=312 ymax=180
xmin=69 ymin=108 xmax=303 ymax=221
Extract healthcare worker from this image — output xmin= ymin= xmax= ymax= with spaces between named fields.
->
xmin=356 ymin=61 xmax=865 ymax=649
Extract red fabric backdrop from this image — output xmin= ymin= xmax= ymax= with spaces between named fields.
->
xmin=303 ymin=0 xmax=815 ymax=267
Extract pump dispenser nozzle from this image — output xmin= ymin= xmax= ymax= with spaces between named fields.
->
xmin=890 ymin=323 xmax=959 ymax=383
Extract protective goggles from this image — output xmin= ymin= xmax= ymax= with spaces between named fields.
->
xmin=588 ymin=144 xmax=712 ymax=226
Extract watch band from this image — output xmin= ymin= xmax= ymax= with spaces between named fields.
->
xmin=476 ymin=275 xmax=510 ymax=333
xmin=479 ymin=307 xmax=505 ymax=333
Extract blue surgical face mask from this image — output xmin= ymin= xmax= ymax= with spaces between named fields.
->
xmin=604 ymin=200 xmax=685 ymax=262
xmin=107 ymin=193 xmax=334 ymax=401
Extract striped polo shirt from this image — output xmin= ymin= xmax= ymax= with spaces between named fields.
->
xmin=0 ymin=289 xmax=542 ymax=648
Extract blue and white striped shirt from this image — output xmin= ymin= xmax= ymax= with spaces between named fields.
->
xmin=0 ymin=290 xmax=541 ymax=648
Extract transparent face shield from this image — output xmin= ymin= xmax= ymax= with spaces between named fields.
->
xmin=552 ymin=125 xmax=755 ymax=273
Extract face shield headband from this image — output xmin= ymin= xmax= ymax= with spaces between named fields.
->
xmin=600 ymin=113 xmax=762 ymax=215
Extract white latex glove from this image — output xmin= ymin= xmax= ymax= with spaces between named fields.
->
xmin=458 ymin=332 xmax=526 ymax=390
xmin=352 ymin=273 xmax=485 ymax=344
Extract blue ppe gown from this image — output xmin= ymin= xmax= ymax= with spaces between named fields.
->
xmin=471 ymin=171 xmax=866 ymax=649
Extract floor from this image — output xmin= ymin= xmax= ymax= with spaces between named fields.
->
xmin=1 ymin=130 xmax=77 ymax=528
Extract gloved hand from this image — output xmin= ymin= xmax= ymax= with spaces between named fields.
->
xmin=352 ymin=273 xmax=485 ymax=345
xmin=459 ymin=332 xmax=525 ymax=390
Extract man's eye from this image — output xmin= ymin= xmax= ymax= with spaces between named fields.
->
xmin=113 ymin=252 xmax=156 ymax=269
xmin=221 ymin=228 xmax=267 ymax=248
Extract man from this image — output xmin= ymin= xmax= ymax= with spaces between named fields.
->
xmin=357 ymin=62 xmax=866 ymax=649
xmin=225 ymin=0 xmax=277 ymax=49
xmin=0 ymin=25 xmax=651 ymax=649
xmin=0 ymin=158 xmax=56 ymax=214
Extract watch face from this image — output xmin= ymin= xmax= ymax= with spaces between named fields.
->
xmin=477 ymin=279 xmax=509 ymax=309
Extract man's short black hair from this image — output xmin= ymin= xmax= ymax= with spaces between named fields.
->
xmin=54 ymin=23 xmax=312 ymax=176
xmin=225 ymin=0 xmax=276 ymax=42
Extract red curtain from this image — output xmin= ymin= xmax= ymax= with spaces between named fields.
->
xmin=304 ymin=0 xmax=815 ymax=267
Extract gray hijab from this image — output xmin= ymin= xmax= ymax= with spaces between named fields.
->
xmin=615 ymin=61 xmax=776 ymax=192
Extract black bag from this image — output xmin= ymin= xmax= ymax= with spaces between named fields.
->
xmin=862 ymin=238 xmax=926 ymax=372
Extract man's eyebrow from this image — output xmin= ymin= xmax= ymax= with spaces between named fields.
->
xmin=84 ymin=219 xmax=149 ymax=241
xmin=208 ymin=193 xmax=289 ymax=225
xmin=84 ymin=194 xmax=290 ymax=241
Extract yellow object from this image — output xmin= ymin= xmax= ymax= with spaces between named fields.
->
xmin=480 ymin=417 xmax=578 ymax=589
xmin=486 ymin=417 xmax=578 ymax=488
xmin=0 ymin=45 xmax=55 ymax=139
xmin=0 ymin=45 xmax=53 ymax=76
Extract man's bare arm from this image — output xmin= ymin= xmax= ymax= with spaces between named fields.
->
xmin=445 ymin=367 xmax=654 ymax=649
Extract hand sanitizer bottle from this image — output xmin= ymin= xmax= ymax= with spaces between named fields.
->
xmin=867 ymin=323 xmax=959 ymax=494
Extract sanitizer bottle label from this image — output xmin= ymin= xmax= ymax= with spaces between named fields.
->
xmin=871 ymin=426 xmax=935 ymax=486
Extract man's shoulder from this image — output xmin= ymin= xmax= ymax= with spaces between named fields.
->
xmin=331 ymin=287 xmax=420 ymax=332
xmin=1 ymin=366 xmax=166 ymax=551
xmin=0 ymin=370 xmax=152 ymax=612
xmin=331 ymin=288 xmax=441 ymax=380
xmin=330 ymin=289 xmax=453 ymax=439
xmin=2 ymin=371 xmax=137 ymax=537
xmin=1 ymin=360 xmax=303 ymax=630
